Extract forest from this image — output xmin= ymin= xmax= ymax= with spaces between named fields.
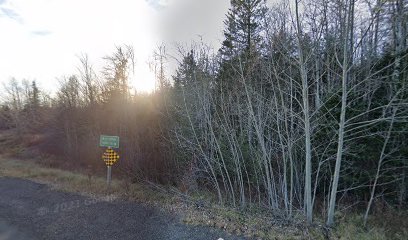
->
xmin=1 ymin=0 xmax=407 ymax=231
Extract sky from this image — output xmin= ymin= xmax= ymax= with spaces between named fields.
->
xmin=0 ymin=0 xmax=230 ymax=93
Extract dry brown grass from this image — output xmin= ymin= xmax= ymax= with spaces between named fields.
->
xmin=1 ymin=156 xmax=405 ymax=240
xmin=0 ymin=156 xmax=320 ymax=239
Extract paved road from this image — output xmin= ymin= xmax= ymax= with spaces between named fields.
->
xmin=0 ymin=177 xmax=245 ymax=240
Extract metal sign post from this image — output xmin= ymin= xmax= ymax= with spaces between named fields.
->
xmin=107 ymin=166 xmax=112 ymax=185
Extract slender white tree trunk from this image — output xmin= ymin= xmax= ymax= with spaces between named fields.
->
xmin=326 ymin=0 xmax=353 ymax=226
xmin=294 ymin=0 xmax=313 ymax=223
xmin=363 ymin=108 xmax=397 ymax=226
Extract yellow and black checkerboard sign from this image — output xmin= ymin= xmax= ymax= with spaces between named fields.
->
xmin=102 ymin=148 xmax=119 ymax=166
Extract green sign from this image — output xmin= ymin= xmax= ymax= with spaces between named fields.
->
xmin=99 ymin=135 xmax=120 ymax=148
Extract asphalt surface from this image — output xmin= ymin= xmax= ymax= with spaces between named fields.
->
xmin=0 ymin=177 xmax=245 ymax=240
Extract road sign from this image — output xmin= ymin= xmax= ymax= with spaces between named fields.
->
xmin=102 ymin=148 xmax=120 ymax=166
xmin=102 ymin=148 xmax=120 ymax=186
xmin=99 ymin=135 xmax=119 ymax=148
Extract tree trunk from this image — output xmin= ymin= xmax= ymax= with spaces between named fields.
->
xmin=295 ymin=0 xmax=313 ymax=223
xmin=327 ymin=0 xmax=353 ymax=227
xmin=363 ymin=108 xmax=397 ymax=226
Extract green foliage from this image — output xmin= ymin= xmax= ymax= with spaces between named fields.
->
xmin=1 ymin=0 xmax=407 ymax=234
xmin=220 ymin=0 xmax=267 ymax=60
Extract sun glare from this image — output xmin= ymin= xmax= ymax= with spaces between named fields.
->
xmin=131 ymin=64 xmax=156 ymax=93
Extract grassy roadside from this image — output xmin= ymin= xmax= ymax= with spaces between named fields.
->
xmin=0 ymin=156 xmax=405 ymax=239
xmin=0 ymin=156 xmax=169 ymax=204
xmin=0 ymin=156 xmax=313 ymax=239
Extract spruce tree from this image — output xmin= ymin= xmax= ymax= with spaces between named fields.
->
xmin=219 ymin=0 xmax=267 ymax=60
xmin=173 ymin=50 xmax=197 ymax=89
xmin=30 ymin=80 xmax=40 ymax=110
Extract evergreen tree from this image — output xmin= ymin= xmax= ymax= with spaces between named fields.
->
xmin=216 ymin=0 xmax=267 ymax=95
xmin=30 ymin=80 xmax=40 ymax=110
xmin=219 ymin=0 xmax=267 ymax=60
xmin=173 ymin=50 xmax=197 ymax=89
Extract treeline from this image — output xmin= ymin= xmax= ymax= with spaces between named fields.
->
xmin=1 ymin=0 xmax=407 ymax=227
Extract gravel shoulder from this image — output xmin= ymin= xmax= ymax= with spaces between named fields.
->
xmin=0 ymin=177 xmax=245 ymax=240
